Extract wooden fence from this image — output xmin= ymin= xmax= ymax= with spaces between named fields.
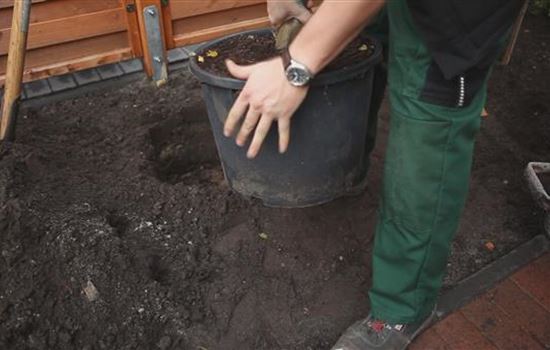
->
xmin=0 ymin=0 xmax=270 ymax=85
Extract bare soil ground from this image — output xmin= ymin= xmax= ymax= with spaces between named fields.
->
xmin=0 ymin=14 xmax=549 ymax=350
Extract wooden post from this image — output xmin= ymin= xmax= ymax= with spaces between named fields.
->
xmin=0 ymin=0 xmax=32 ymax=141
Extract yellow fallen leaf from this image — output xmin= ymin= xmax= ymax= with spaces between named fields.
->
xmin=206 ymin=50 xmax=219 ymax=58
xmin=197 ymin=55 xmax=205 ymax=63
xmin=259 ymin=232 xmax=268 ymax=240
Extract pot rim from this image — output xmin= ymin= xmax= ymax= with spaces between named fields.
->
xmin=189 ymin=28 xmax=382 ymax=90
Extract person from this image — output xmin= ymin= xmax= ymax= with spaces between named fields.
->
xmin=222 ymin=1 xmax=523 ymax=349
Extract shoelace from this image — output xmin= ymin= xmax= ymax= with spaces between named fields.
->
xmin=369 ymin=320 xmax=387 ymax=333
xmin=368 ymin=320 xmax=405 ymax=333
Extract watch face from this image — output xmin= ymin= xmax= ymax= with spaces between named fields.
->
xmin=286 ymin=66 xmax=310 ymax=86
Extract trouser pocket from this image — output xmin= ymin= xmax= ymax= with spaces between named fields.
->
xmin=382 ymin=111 xmax=452 ymax=233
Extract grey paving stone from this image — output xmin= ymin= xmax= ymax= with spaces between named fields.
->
xmin=168 ymin=60 xmax=188 ymax=73
xmin=0 ymin=88 xmax=25 ymax=100
xmin=182 ymin=43 xmax=201 ymax=55
xmin=73 ymin=69 xmax=101 ymax=86
xmin=97 ymin=63 xmax=124 ymax=80
xmin=167 ymin=48 xmax=188 ymax=63
xmin=48 ymin=74 xmax=77 ymax=92
xmin=118 ymin=59 xmax=144 ymax=74
xmin=23 ymin=79 xmax=52 ymax=99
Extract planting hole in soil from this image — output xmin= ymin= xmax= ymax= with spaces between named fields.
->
xmin=149 ymin=104 xmax=220 ymax=183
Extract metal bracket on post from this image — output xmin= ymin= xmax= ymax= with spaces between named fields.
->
xmin=143 ymin=5 xmax=168 ymax=86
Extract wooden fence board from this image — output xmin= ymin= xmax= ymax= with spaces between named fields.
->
xmin=171 ymin=2 xmax=268 ymax=46
xmin=0 ymin=31 xmax=131 ymax=78
xmin=0 ymin=8 xmax=127 ymax=54
xmin=170 ymin=0 xmax=265 ymax=20
xmin=0 ymin=0 xmax=46 ymax=10
xmin=0 ymin=0 xmax=119 ymax=28
xmin=173 ymin=16 xmax=268 ymax=46
xmin=0 ymin=0 xmax=281 ymax=85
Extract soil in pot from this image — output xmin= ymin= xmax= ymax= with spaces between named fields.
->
xmin=197 ymin=32 xmax=376 ymax=77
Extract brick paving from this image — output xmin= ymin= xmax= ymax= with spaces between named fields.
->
xmin=411 ymin=252 xmax=550 ymax=350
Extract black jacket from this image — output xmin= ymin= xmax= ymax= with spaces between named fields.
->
xmin=408 ymin=0 xmax=523 ymax=80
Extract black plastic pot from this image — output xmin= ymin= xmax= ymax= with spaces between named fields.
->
xmin=190 ymin=29 xmax=382 ymax=208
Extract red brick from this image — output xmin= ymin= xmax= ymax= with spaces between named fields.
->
xmin=491 ymin=279 xmax=550 ymax=348
xmin=410 ymin=328 xmax=449 ymax=350
xmin=534 ymin=251 xmax=550 ymax=267
xmin=511 ymin=253 xmax=550 ymax=311
xmin=433 ymin=312 xmax=497 ymax=350
xmin=461 ymin=293 xmax=544 ymax=350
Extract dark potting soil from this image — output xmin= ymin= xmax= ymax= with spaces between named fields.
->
xmin=197 ymin=32 xmax=376 ymax=77
xmin=0 ymin=14 xmax=549 ymax=350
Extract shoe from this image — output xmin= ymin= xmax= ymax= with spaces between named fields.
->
xmin=330 ymin=310 xmax=435 ymax=350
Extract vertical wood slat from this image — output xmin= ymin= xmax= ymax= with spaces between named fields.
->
xmin=160 ymin=0 xmax=173 ymax=49
xmin=122 ymin=0 xmax=143 ymax=57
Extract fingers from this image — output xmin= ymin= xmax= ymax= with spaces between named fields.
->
xmin=226 ymin=59 xmax=252 ymax=80
xmin=224 ymin=92 xmax=248 ymax=137
xmin=278 ymin=118 xmax=291 ymax=154
xmin=269 ymin=15 xmax=284 ymax=29
xmin=247 ymin=116 xmax=273 ymax=159
xmin=236 ymin=107 xmax=261 ymax=146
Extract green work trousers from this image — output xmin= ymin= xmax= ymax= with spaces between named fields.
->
xmin=368 ymin=0 xmax=493 ymax=324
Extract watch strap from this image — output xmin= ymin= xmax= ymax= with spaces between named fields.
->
xmin=281 ymin=47 xmax=291 ymax=70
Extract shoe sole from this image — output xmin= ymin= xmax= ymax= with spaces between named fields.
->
xmin=408 ymin=309 xmax=437 ymax=344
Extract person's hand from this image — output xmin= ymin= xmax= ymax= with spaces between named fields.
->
xmin=223 ymin=58 xmax=309 ymax=159
xmin=267 ymin=0 xmax=314 ymax=28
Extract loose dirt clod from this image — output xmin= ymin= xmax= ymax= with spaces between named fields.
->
xmin=484 ymin=241 xmax=496 ymax=252
xmin=83 ymin=280 xmax=99 ymax=302
xmin=157 ymin=335 xmax=171 ymax=349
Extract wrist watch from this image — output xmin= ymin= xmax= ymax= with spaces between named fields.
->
xmin=281 ymin=48 xmax=314 ymax=87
